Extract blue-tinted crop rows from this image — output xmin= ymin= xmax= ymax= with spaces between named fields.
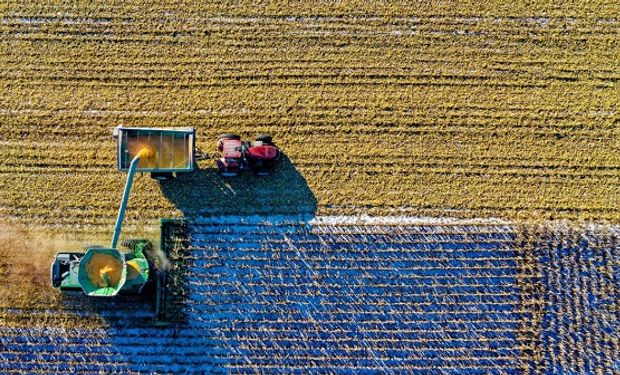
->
xmin=0 ymin=216 xmax=618 ymax=374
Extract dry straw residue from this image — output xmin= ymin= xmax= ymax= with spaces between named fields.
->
xmin=0 ymin=220 xmax=71 ymax=307
xmin=1 ymin=4 xmax=619 ymax=229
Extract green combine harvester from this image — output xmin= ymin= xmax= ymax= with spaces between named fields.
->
xmin=51 ymin=126 xmax=195 ymax=324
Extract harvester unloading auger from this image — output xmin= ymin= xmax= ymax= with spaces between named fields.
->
xmin=51 ymin=127 xmax=195 ymax=324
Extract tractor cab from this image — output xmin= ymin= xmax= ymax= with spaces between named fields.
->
xmin=216 ymin=134 xmax=281 ymax=176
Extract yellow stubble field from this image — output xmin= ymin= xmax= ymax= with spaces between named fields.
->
xmin=0 ymin=0 xmax=618 ymax=237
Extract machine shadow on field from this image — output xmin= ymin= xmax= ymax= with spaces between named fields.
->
xmin=160 ymin=153 xmax=317 ymax=218
xmin=72 ymin=153 xmax=316 ymax=331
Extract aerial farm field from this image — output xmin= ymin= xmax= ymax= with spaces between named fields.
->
xmin=0 ymin=1 xmax=618 ymax=374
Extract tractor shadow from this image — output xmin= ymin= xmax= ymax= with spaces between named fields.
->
xmin=152 ymin=152 xmax=316 ymax=330
xmin=159 ymin=153 xmax=317 ymax=217
xmin=77 ymin=154 xmax=316 ymax=329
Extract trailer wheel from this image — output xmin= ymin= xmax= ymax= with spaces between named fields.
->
xmin=151 ymin=172 xmax=175 ymax=181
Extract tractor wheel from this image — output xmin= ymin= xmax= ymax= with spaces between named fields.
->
xmin=255 ymin=134 xmax=273 ymax=144
xmin=220 ymin=170 xmax=238 ymax=177
xmin=217 ymin=134 xmax=241 ymax=141
xmin=151 ymin=172 xmax=175 ymax=181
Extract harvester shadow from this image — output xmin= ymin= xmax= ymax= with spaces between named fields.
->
xmin=160 ymin=154 xmax=317 ymax=217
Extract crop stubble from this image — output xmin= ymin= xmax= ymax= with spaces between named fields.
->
xmin=1 ymin=216 xmax=618 ymax=373
xmin=0 ymin=2 xmax=618 ymax=372
xmin=0 ymin=2 xmax=619 ymax=234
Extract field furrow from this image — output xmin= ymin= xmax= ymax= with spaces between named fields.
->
xmin=1 ymin=4 xmax=619 ymax=230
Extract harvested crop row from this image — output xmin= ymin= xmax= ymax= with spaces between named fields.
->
xmin=3 ymin=1 xmax=620 ymax=19
xmin=1 ymin=216 xmax=617 ymax=373
xmin=2 ymin=165 xmax=618 ymax=237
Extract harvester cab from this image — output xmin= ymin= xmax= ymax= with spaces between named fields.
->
xmin=51 ymin=126 xmax=194 ymax=325
xmin=51 ymin=240 xmax=150 ymax=297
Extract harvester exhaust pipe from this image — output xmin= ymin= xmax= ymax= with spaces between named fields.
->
xmin=111 ymin=147 xmax=154 ymax=248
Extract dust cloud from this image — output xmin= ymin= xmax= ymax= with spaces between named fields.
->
xmin=0 ymin=220 xmax=78 ymax=305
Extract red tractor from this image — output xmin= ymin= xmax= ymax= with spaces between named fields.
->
xmin=216 ymin=134 xmax=281 ymax=177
